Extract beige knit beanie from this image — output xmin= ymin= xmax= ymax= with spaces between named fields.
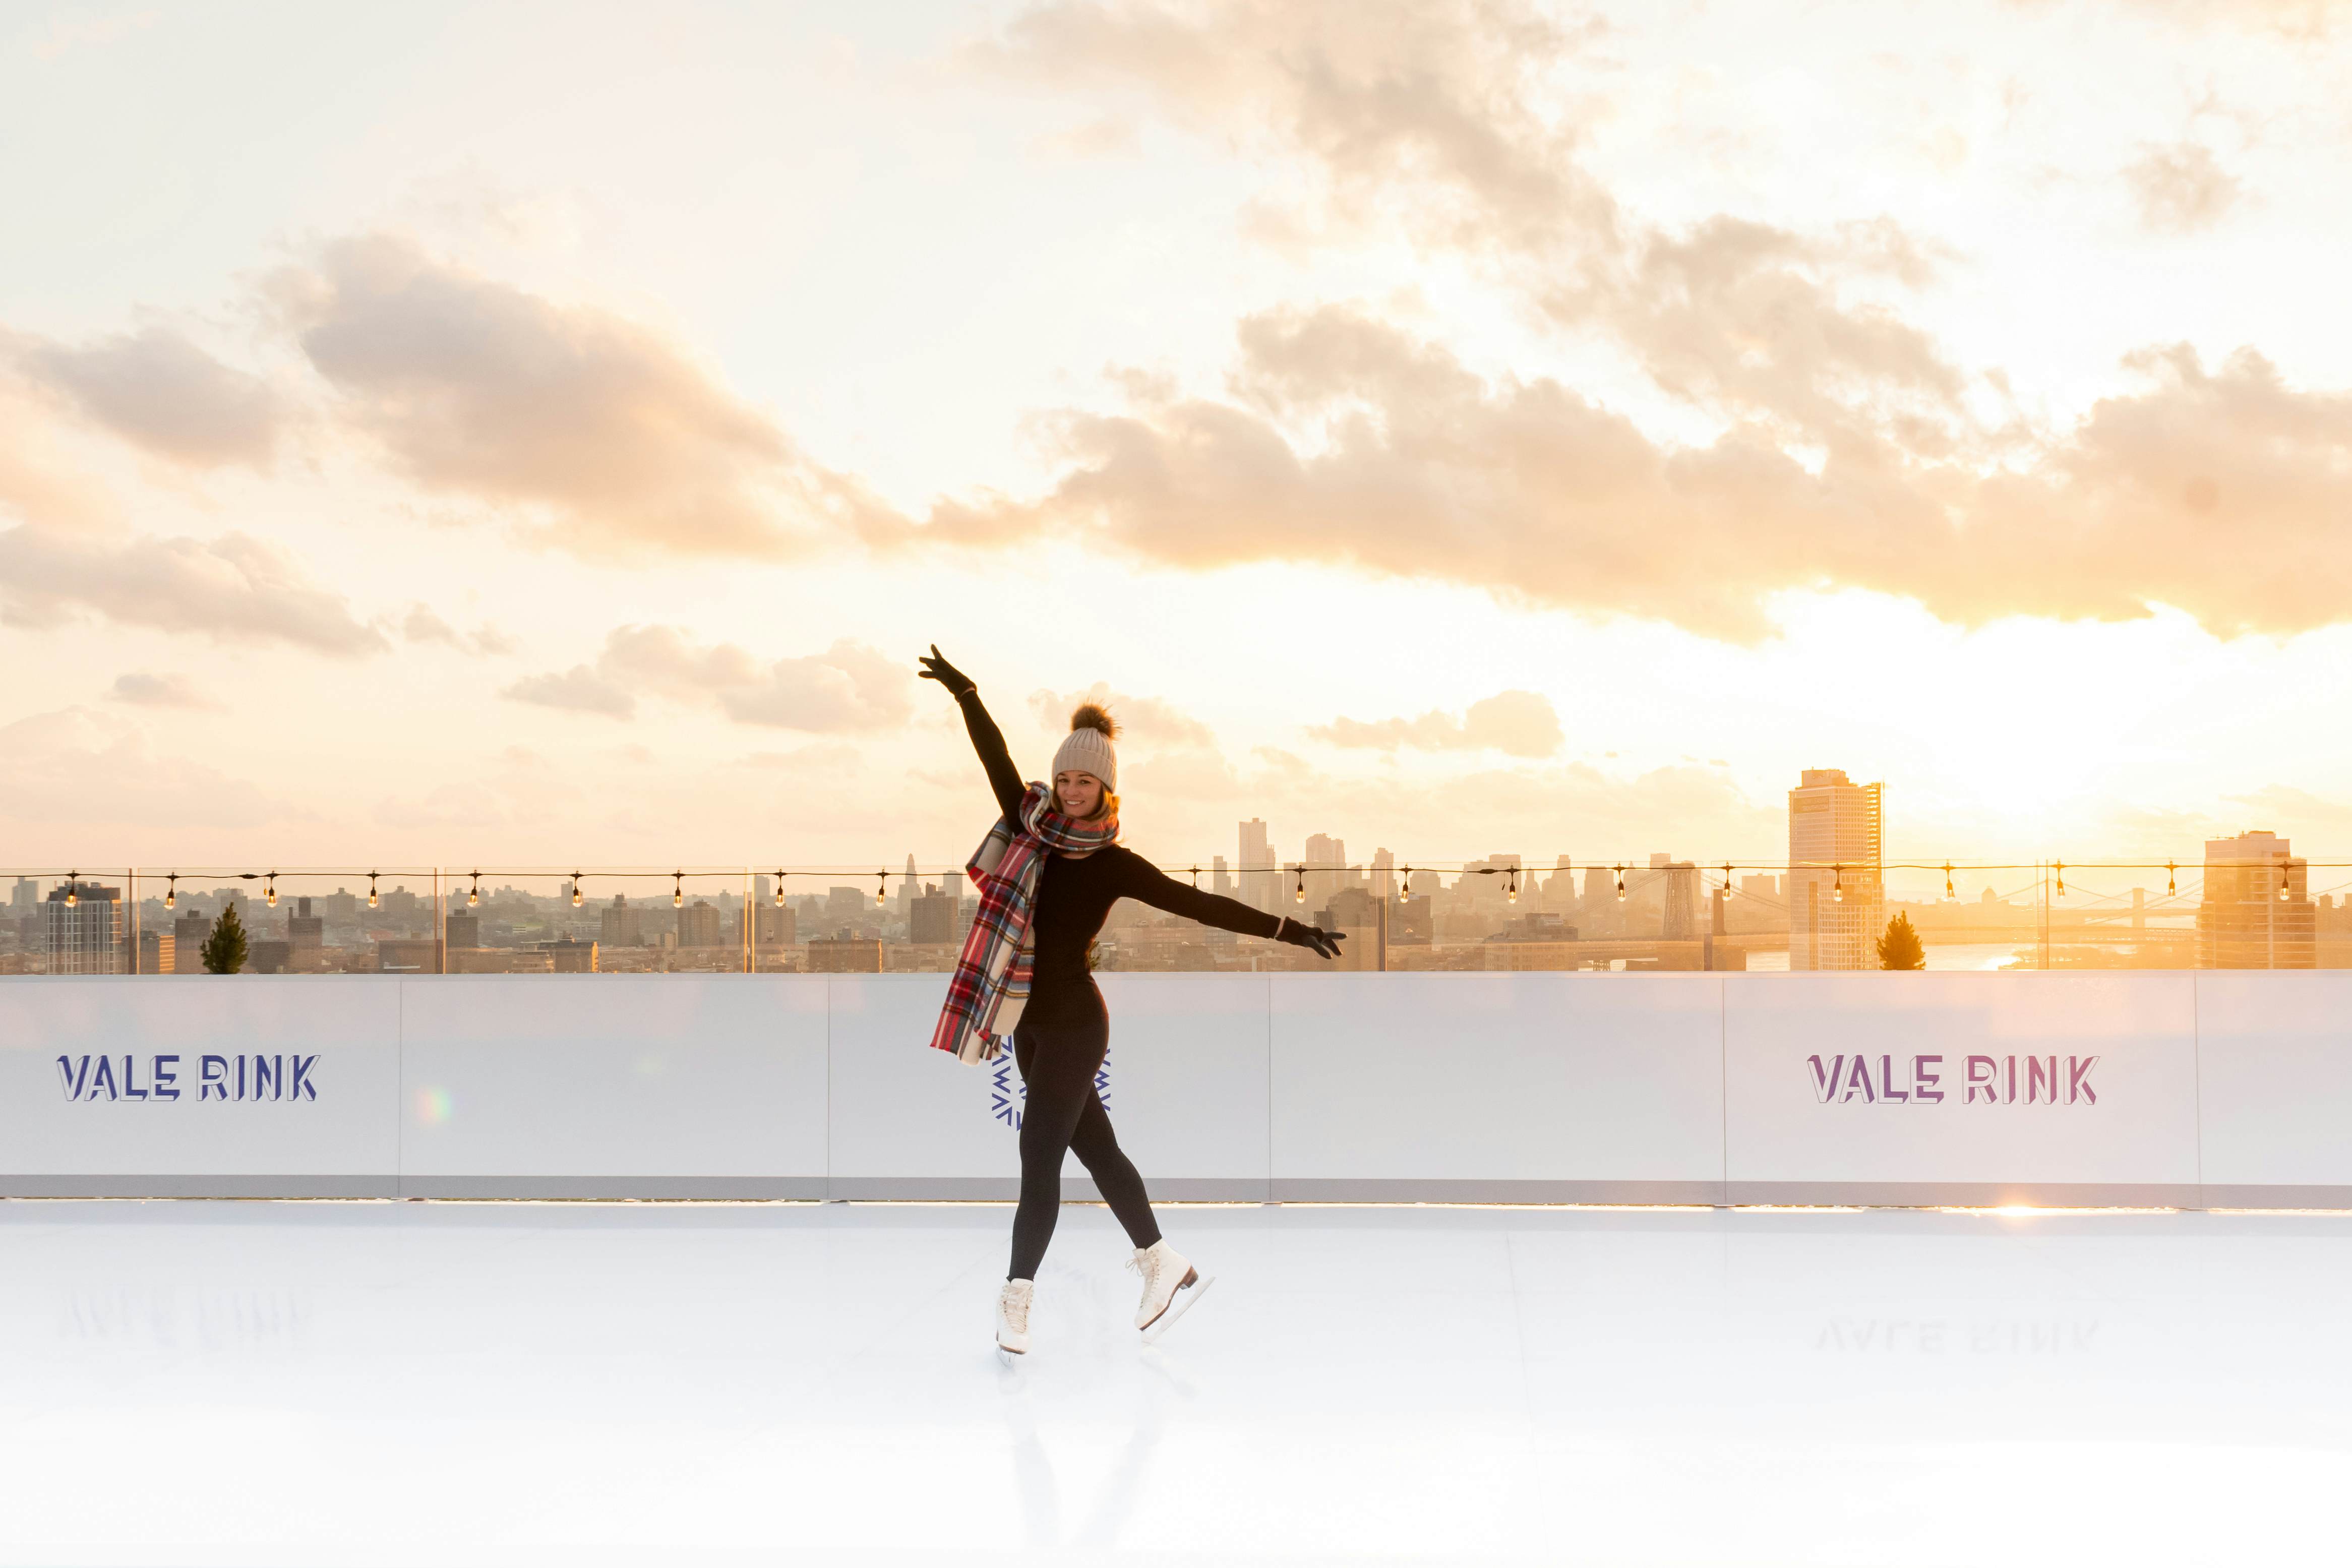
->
xmin=1050 ymin=703 xmax=1118 ymax=793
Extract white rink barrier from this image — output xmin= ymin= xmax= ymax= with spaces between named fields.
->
xmin=5 ymin=971 xmax=2350 ymax=1206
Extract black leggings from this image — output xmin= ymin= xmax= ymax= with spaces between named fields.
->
xmin=1006 ymin=1007 xmax=1161 ymax=1280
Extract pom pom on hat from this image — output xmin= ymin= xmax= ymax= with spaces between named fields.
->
xmin=1052 ymin=702 xmax=1119 ymax=792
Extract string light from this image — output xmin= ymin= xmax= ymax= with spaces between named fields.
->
xmin=2280 ymin=861 xmax=2293 ymax=901
xmin=1398 ymin=867 xmax=1412 ymax=899
xmin=164 ymin=873 xmax=177 ymax=911
xmin=64 ymin=871 xmax=78 ymax=909
xmin=1832 ymin=864 xmax=1844 ymax=903
xmin=1294 ymin=867 xmax=1306 ymax=903
xmin=265 ymin=871 xmax=278 ymax=909
xmin=1190 ymin=865 xmax=1200 ymax=888
xmin=672 ymin=871 xmax=683 ymax=910
xmin=1505 ymin=867 xmax=1519 ymax=904
xmin=571 ymin=872 xmax=584 ymax=908
xmin=2166 ymin=861 xmax=2177 ymax=897
xmin=875 ymin=870 xmax=888 ymax=906
xmin=1943 ymin=862 xmax=1955 ymax=901
xmin=2055 ymin=862 xmax=2066 ymax=899
xmin=1614 ymin=864 xmax=1626 ymax=901
xmin=466 ymin=869 xmax=480 ymax=909
xmin=1722 ymin=862 xmax=1734 ymax=897
xmin=773 ymin=871 xmax=786 ymax=908
xmin=367 ymin=871 xmax=379 ymax=910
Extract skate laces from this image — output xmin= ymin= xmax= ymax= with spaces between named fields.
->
xmin=1000 ymin=1283 xmax=1031 ymax=1334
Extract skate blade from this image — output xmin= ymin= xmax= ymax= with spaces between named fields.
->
xmin=1140 ymin=1273 xmax=1213 ymax=1344
xmin=996 ymin=1343 xmax=1027 ymax=1367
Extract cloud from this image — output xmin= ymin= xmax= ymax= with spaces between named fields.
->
xmin=107 ymin=672 xmax=220 ymax=710
xmin=981 ymin=0 xmax=1615 ymax=255
xmin=400 ymin=604 xmax=518 ymax=656
xmin=0 ymin=708 xmax=290 ymax=835
xmin=501 ymin=664 xmax=636 ymax=718
xmin=979 ymin=2 xmax=1952 ymax=443
xmin=1310 ymin=690 xmax=1562 ymax=757
xmin=271 ymin=233 xmax=900 ymax=559
xmin=927 ymin=307 xmax=2352 ymax=640
xmin=11 ymin=325 xmax=284 ymax=467
xmin=2124 ymin=142 xmax=2241 ymax=234
xmin=0 ymin=526 xmax=388 ymax=654
xmin=502 ymin=629 xmax=914 ymax=731
xmin=1026 ymin=681 xmax=1217 ymax=746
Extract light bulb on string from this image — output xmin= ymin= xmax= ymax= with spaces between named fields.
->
xmin=2280 ymin=861 xmax=2293 ymax=900
xmin=265 ymin=872 xmax=277 ymax=909
xmin=1398 ymin=868 xmax=1412 ymax=900
xmin=1943 ymin=862 xmax=1956 ymax=901
xmin=1190 ymin=865 xmax=1200 ymax=889
xmin=2055 ymin=862 xmax=2066 ymax=899
xmin=164 ymin=873 xmax=177 ymax=911
xmin=1294 ymin=868 xmax=1306 ymax=903
xmin=1832 ymin=865 xmax=1844 ymax=903
xmin=2166 ymin=861 xmax=2177 ymax=897
xmin=672 ymin=871 xmax=684 ymax=910
xmin=466 ymin=869 xmax=480 ymax=909
xmin=1722 ymin=863 xmax=1734 ymax=897
xmin=876 ymin=870 xmax=888 ymax=907
xmin=367 ymin=871 xmax=379 ymax=910
xmin=1614 ymin=864 xmax=1626 ymax=901
xmin=64 ymin=871 xmax=78 ymax=909
xmin=1506 ymin=867 xmax=1519 ymax=904
xmin=773 ymin=871 xmax=786 ymax=908
xmin=571 ymin=872 xmax=584 ymax=909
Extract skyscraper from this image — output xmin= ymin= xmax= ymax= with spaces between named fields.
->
xmin=1787 ymin=769 xmax=1884 ymax=971
xmin=1661 ymin=862 xmax=1700 ymax=940
xmin=43 ymin=880 xmax=122 ymax=975
xmin=2198 ymin=830 xmax=2314 ymax=969
xmin=1371 ymin=847 xmax=1396 ymax=899
xmin=1305 ymin=833 xmax=1347 ymax=918
xmin=1239 ymin=818 xmax=1275 ymax=914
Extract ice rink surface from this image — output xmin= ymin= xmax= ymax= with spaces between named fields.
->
xmin=4 ymin=1198 xmax=2349 ymax=1566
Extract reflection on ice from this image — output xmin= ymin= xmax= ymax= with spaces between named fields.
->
xmin=2 ymin=1199 xmax=2349 ymax=1565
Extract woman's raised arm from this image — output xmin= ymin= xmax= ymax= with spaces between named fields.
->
xmin=1115 ymin=854 xmax=1346 ymax=959
xmin=919 ymin=645 xmax=1026 ymax=822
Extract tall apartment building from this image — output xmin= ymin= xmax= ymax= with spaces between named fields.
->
xmin=1239 ymin=818 xmax=1275 ymax=914
xmin=1787 ymin=769 xmax=1884 ymax=971
xmin=1212 ymin=856 xmax=1233 ymax=898
xmin=2198 ymin=830 xmax=2314 ymax=969
xmin=600 ymin=895 xmax=644 ymax=948
xmin=43 ymin=880 xmax=123 ymax=975
xmin=1371 ymin=847 xmax=1396 ymax=899
xmin=910 ymin=885 xmax=955 ymax=944
xmin=679 ymin=900 xmax=722 ymax=947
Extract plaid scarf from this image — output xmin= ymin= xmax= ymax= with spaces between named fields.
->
xmin=929 ymin=781 xmax=1120 ymax=1064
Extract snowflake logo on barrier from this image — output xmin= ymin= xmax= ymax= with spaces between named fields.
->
xmin=989 ymin=1048 xmax=1110 ymax=1130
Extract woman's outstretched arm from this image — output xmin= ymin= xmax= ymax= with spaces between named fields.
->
xmin=1115 ymin=853 xmax=1346 ymax=958
xmin=919 ymin=645 xmax=1026 ymax=822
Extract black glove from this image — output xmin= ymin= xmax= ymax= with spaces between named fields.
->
xmin=917 ymin=644 xmax=975 ymax=697
xmin=1277 ymin=918 xmax=1345 ymax=961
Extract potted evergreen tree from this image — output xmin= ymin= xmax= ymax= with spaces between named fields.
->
xmin=201 ymin=903 xmax=249 ymax=974
xmin=1876 ymin=911 xmax=1926 ymax=970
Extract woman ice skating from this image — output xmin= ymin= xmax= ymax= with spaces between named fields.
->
xmin=918 ymin=646 xmax=1345 ymax=1358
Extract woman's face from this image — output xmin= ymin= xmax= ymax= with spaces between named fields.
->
xmin=1054 ymin=769 xmax=1104 ymax=819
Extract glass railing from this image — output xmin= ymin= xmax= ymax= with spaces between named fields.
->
xmin=1 ymin=859 xmax=2344 ymax=975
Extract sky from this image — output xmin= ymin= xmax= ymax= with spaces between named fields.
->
xmin=8 ymin=0 xmax=2352 ymax=894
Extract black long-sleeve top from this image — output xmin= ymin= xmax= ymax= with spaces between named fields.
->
xmin=955 ymin=688 xmax=1282 ymax=1020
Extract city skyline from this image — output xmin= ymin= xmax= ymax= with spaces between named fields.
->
xmin=12 ymin=5 xmax=2352 ymax=867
